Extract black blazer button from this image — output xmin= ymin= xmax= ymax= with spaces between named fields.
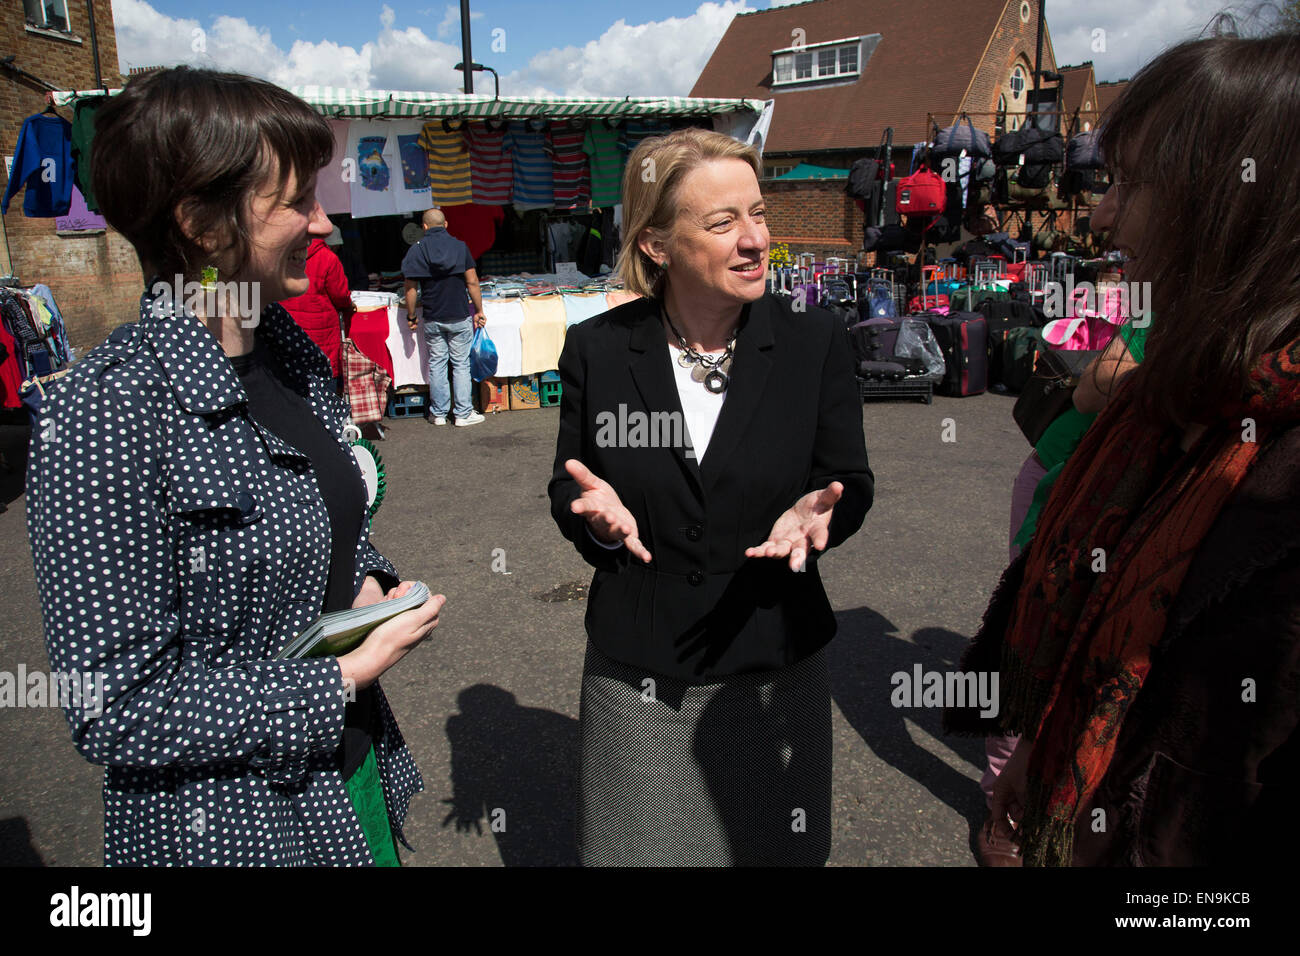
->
xmin=688 ymin=570 xmax=704 ymax=586
xmin=685 ymin=525 xmax=702 ymax=541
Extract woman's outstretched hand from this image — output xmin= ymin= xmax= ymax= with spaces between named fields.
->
xmin=745 ymin=482 xmax=843 ymax=572
xmin=565 ymin=458 xmax=652 ymax=563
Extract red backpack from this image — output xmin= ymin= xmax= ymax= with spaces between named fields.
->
xmin=896 ymin=165 xmax=947 ymax=216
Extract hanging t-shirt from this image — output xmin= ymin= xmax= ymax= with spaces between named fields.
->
xmin=346 ymin=120 xmax=399 ymax=219
xmin=618 ymin=119 xmax=669 ymax=167
xmin=506 ymin=120 xmax=554 ymax=207
xmin=2 ymin=114 xmax=75 ymax=217
xmin=417 ymin=119 xmax=472 ymax=207
xmin=549 ymin=120 xmax=590 ymax=210
xmin=561 ymin=293 xmax=607 ymax=327
xmin=465 ymin=121 xmax=512 ymax=205
xmin=316 ymin=119 xmax=351 ymax=216
xmin=519 ymin=295 xmax=567 ymax=375
xmin=389 ymin=119 xmax=434 ymax=214
xmin=583 ymin=123 xmax=622 ymax=207
xmin=442 ymin=203 xmax=505 ymax=260
xmin=481 ymin=298 xmax=525 ymax=378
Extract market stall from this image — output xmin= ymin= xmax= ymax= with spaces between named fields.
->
xmin=50 ymin=86 xmax=773 ymax=416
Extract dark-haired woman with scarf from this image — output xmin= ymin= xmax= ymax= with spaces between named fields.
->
xmin=947 ymin=22 xmax=1300 ymax=866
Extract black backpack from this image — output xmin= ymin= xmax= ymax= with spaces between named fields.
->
xmin=847 ymin=158 xmax=882 ymax=200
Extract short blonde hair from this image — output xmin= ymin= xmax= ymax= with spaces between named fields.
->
xmin=616 ymin=127 xmax=762 ymax=298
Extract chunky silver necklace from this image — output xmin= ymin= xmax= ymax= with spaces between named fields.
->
xmin=662 ymin=304 xmax=737 ymax=394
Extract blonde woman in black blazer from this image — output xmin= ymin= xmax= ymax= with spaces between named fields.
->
xmin=549 ymin=128 xmax=872 ymax=865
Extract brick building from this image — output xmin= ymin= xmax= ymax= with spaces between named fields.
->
xmin=2 ymin=1 xmax=131 ymax=353
xmin=691 ymin=0 xmax=1066 ymax=259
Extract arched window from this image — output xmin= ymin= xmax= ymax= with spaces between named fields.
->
xmin=1019 ymin=1 xmax=1032 ymax=23
xmin=1010 ymin=65 xmax=1026 ymax=100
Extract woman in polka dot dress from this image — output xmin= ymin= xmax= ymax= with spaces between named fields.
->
xmin=25 ymin=67 xmax=443 ymax=866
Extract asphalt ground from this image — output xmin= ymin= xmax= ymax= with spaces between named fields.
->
xmin=0 ymin=387 xmax=1029 ymax=866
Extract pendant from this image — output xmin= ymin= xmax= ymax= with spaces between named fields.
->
xmin=677 ymin=351 xmax=695 ymax=369
xmin=690 ymin=363 xmax=708 ymax=383
xmin=704 ymin=369 xmax=729 ymax=393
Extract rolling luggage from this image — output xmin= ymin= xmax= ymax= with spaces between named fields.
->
xmin=925 ymin=312 xmax=988 ymax=396
xmin=991 ymin=326 xmax=1043 ymax=393
xmin=849 ymin=318 xmax=928 ymax=377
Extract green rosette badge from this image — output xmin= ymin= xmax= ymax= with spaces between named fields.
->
xmin=350 ymin=436 xmax=387 ymax=521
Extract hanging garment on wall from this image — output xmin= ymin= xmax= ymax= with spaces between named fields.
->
xmin=3 ymin=114 xmax=76 ymax=217
xmin=69 ymin=96 xmax=106 ymax=212
xmin=465 ymin=120 xmax=512 ymax=205
xmin=418 ymin=119 xmax=472 ymax=207
xmin=55 ymin=185 xmax=106 ymax=233
xmin=547 ymin=220 xmax=585 ymax=263
xmin=519 ymin=294 xmax=568 ymax=375
xmin=346 ymin=120 xmax=399 ymax=218
xmin=550 ymin=119 xmax=590 ymax=210
xmin=316 ymin=120 xmax=352 ymax=216
xmin=583 ymin=122 xmax=622 ymax=206
xmin=390 ymin=119 xmax=434 ymax=214
xmin=482 ymin=298 xmax=525 ymax=377
xmin=562 ymin=292 xmax=608 ymax=327
xmin=506 ymin=119 xmax=554 ymax=208
xmin=617 ymin=119 xmax=669 ymax=167
xmin=442 ymin=203 xmax=505 ymax=260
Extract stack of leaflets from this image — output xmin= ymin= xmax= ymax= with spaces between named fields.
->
xmin=275 ymin=582 xmax=431 ymax=659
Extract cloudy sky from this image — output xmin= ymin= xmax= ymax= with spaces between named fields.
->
xmin=111 ymin=0 xmax=1253 ymax=94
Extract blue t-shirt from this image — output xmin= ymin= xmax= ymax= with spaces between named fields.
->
xmin=400 ymin=227 xmax=475 ymax=320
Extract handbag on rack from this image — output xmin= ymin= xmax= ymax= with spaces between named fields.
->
xmin=1012 ymin=348 xmax=1102 ymax=445
xmin=896 ymin=165 xmax=947 ymax=216
xmin=932 ymin=115 xmax=992 ymax=160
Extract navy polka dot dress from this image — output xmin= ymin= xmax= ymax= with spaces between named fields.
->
xmin=25 ymin=286 xmax=424 ymax=866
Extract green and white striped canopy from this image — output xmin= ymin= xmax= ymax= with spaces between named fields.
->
xmin=52 ymin=85 xmax=763 ymax=120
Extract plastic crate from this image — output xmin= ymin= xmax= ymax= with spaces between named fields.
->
xmin=858 ymin=376 xmax=933 ymax=404
xmin=386 ymin=389 xmax=428 ymax=418
xmin=538 ymin=370 xmax=561 ymax=407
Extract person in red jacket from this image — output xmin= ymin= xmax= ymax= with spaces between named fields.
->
xmin=280 ymin=236 xmax=355 ymax=387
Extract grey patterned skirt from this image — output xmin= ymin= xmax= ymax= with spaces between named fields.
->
xmin=576 ymin=640 xmax=831 ymax=866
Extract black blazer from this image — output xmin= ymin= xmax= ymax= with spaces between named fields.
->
xmin=548 ymin=292 xmax=873 ymax=681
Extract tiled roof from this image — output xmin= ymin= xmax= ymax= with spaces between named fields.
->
xmin=1095 ymin=80 xmax=1129 ymax=121
xmin=690 ymin=0 xmax=1015 ymax=152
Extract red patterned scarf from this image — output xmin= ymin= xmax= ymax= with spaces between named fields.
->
xmin=1002 ymin=333 xmax=1300 ymax=866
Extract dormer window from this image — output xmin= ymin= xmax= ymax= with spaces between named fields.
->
xmin=772 ymin=35 xmax=878 ymax=87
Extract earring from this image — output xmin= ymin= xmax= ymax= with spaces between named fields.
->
xmin=200 ymin=265 xmax=218 ymax=289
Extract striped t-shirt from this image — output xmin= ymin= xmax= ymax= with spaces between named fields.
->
xmin=464 ymin=121 xmax=512 ymax=205
xmin=417 ymin=120 xmax=472 ymax=206
xmin=583 ymin=123 xmax=622 ymax=207
xmin=550 ymin=119 xmax=590 ymax=210
xmin=506 ymin=120 xmax=554 ymax=207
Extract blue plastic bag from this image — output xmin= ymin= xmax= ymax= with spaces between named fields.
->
xmin=469 ymin=326 xmax=499 ymax=382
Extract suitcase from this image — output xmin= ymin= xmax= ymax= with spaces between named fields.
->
xmin=849 ymin=319 xmax=928 ymax=377
xmin=991 ymin=326 xmax=1043 ymax=393
xmin=925 ymin=312 xmax=989 ymax=396
xmin=857 ymin=360 xmax=909 ymax=382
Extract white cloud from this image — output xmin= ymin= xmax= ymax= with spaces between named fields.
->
xmin=436 ymin=3 xmax=484 ymax=40
xmin=500 ymin=2 xmax=753 ymax=97
xmin=1045 ymin=0 xmax=1239 ymax=81
xmin=112 ymin=0 xmax=465 ymax=91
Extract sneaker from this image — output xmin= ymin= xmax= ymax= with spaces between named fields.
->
xmin=454 ymin=411 xmax=486 ymax=427
xmin=427 ymin=415 xmax=448 ymax=425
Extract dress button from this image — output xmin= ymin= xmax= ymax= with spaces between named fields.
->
xmin=235 ymin=491 xmax=260 ymax=523
xmin=685 ymin=525 xmax=702 ymax=541
xmin=688 ymin=570 xmax=704 ymax=586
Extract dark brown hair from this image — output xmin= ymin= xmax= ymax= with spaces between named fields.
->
xmin=91 ymin=67 xmax=333 ymax=282
xmin=1098 ymin=22 xmax=1300 ymax=428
